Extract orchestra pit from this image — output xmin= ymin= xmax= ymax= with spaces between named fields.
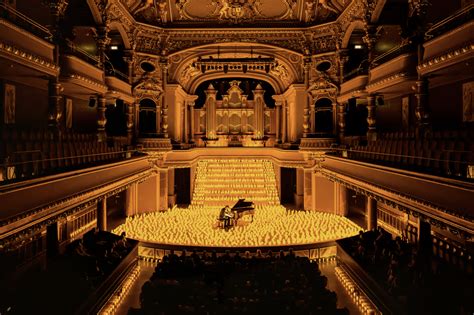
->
xmin=0 ymin=1 xmax=473 ymax=315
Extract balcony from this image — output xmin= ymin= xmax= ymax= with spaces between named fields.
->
xmin=321 ymin=155 xmax=474 ymax=235
xmin=367 ymin=49 xmax=417 ymax=95
xmin=0 ymin=156 xmax=154 ymax=237
xmin=0 ymin=3 xmax=58 ymax=76
xmin=419 ymin=5 xmax=474 ymax=77
xmin=60 ymin=53 xmax=107 ymax=94
xmin=338 ymin=74 xmax=368 ymax=103
xmin=105 ymin=69 xmax=134 ymax=104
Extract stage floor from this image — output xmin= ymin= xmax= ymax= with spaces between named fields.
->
xmin=112 ymin=205 xmax=362 ymax=247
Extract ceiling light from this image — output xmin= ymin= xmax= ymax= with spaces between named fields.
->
xmin=354 ymin=44 xmax=363 ymax=49
xmin=110 ymin=45 xmax=119 ymax=50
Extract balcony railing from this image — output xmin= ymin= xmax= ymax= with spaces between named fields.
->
xmin=343 ymin=66 xmax=368 ymax=82
xmin=425 ymin=4 xmax=474 ymax=39
xmin=65 ymin=40 xmax=100 ymax=66
xmin=0 ymin=2 xmax=52 ymax=41
xmin=105 ymin=67 xmax=129 ymax=82
xmin=372 ymin=42 xmax=415 ymax=67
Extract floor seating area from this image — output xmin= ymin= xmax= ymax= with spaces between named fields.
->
xmin=0 ymin=128 xmax=128 ymax=182
xmin=339 ymin=228 xmax=474 ymax=315
xmin=0 ymin=230 xmax=135 ymax=315
xmin=348 ymin=129 xmax=474 ymax=179
xmin=131 ymin=250 xmax=348 ymax=315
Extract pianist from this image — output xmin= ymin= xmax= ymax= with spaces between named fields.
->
xmin=223 ymin=205 xmax=233 ymax=229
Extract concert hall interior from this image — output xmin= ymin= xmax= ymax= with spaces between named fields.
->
xmin=0 ymin=0 xmax=473 ymax=314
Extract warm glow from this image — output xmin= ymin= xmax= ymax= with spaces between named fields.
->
xmin=113 ymin=159 xmax=360 ymax=246
xmin=112 ymin=204 xmax=361 ymax=247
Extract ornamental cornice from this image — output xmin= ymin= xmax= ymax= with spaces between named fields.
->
xmin=366 ymin=72 xmax=414 ymax=91
xmin=320 ymin=169 xmax=474 ymax=239
xmin=0 ymin=41 xmax=59 ymax=76
xmin=418 ymin=43 xmax=474 ymax=74
xmin=61 ymin=73 xmax=108 ymax=93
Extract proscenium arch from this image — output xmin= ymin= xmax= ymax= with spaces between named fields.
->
xmin=189 ymin=72 xmax=284 ymax=95
xmin=167 ymin=41 xmax=304 ymax=59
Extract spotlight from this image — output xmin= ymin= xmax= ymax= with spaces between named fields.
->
xmin=88 ymin=97 xmax=96 ymax=107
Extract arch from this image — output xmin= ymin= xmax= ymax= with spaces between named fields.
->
xmin=171 ymin=47 xmax=299 ymax=94
xmin=139 ymin=98 xmax=158 ymax=135
xmin=168 ymin=41 xmax=303 ymax=59
xmin=109 ymin=21 xmax=131 ymax=50
xmin=189 ymin=72 xmax=285 ymax=95
xmin=314 ymin=97 xmax=334 ymax=135
xmin=86 ymin=0 xmax=104 ymax=24
xmin=371 ymin=0 xmax=388 ymax=24
xmin=315 ymin=97 xmax=333 ymax=108
xmin=341 ymin=20 xmax=365 ymax=49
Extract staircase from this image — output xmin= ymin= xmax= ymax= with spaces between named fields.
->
xmin=192 ymin=159 xmax=280 ymax=206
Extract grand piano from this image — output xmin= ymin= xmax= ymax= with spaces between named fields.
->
xmin=231 ymin=198 xmax=255 ymax=222
xmin=217 ymin=199 xmax=255 ymax=228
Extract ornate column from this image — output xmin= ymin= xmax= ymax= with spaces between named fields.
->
xmin=205 ymin=84 xmax=218 ymax=139
xmin=44 ymin=0 xmax=68 ymax=133
xmin=337 ymin=184 xmax=349 ymax=217
xmin=366 ymin=95 xmax=377 ymax=141
xmin=95 ymin=24 xmax=110 ymax=70
xmin=97 ymin=95 xmax=107 ymax=142
xmin=134 ymin=102 xmax=140 ymax=138
xmin=189 ymin=101 xmax=195 ymax=143
xmin=97 ymin=198 xmax=107 ymax=231
xmin=415 ymin=74 xmax=430 ymax=138
xmin=303 ymin=56 xmax=312 ymax=137
xmin=160 ymin=56 xmax=169 ymax=138
xmin=309 ymin=100 xmax=316 ymax=134
xmin=366 ymin=196 xmax=377 ymax=231
xmin=156 ymin=100 xmax=162 ymax=135
xmin=183 ymin=101 xmax=188 ymax=144
xmin=281 ymin=101 xmax=288 ymax=143
xmin=275 ymin=101 xmax=282 ymax=144
xmin=123 ymin=50 xmax=135 ymax=84
xmin=125 ymin=183 xmax=138 ymax=217
xmin=363 ymin=24 xmax=378 ymax=66
xmin=337 ymin=50 xmax=349 ymax=84
xmin=126 ymin=102 xmax=134 ymax=140
xmin=47 ymin=80 xmax=62 ymax=131
xmin=253 ymin=84 xmax=265 ymax=139
xmin=337 ymin=102 xmax=347 ymax=141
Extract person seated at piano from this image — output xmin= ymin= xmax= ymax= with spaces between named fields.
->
xmin=223 ymin=205 xmax=233 ymax=229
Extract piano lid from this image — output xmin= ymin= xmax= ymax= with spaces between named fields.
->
xmin=232 ymin=198 xmax=255 ymax=211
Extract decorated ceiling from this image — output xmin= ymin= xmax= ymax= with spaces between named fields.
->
xmin=121 ymin=0 xmax=351 ymax=26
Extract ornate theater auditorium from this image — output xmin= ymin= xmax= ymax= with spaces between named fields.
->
xmin=0 ymin=0 xmax=473 ymax=314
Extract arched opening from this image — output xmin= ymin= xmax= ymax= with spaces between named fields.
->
xmin=314 ymin=98 xmax=334 ymax=136
xmin=139 ymin=98 xmax=157 ymax=136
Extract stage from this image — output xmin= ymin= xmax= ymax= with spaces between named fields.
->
xmin=112 ymin=204 xmax=361 ymax=247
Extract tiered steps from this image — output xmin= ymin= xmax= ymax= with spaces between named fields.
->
xmin=192 ymin=159 xmax=280 ymax=206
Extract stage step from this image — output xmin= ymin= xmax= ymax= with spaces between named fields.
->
xmin=192 ymin=159 xmax=280 ymax=206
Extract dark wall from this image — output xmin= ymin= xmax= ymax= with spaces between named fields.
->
xmin=1 ymin=80 xmax=49 ymax=128
xmin=429 ymin=81 xmax=464 ymax=130
xmin=175 ymin=168 xmax=191 ymax=205
xmin=376 ymin=97 xmax=403 ymax=132
xmin=71 ymin=97 xmax=97 ymax=133
xmin=280 ymin=167 xmax=296 ymax=205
